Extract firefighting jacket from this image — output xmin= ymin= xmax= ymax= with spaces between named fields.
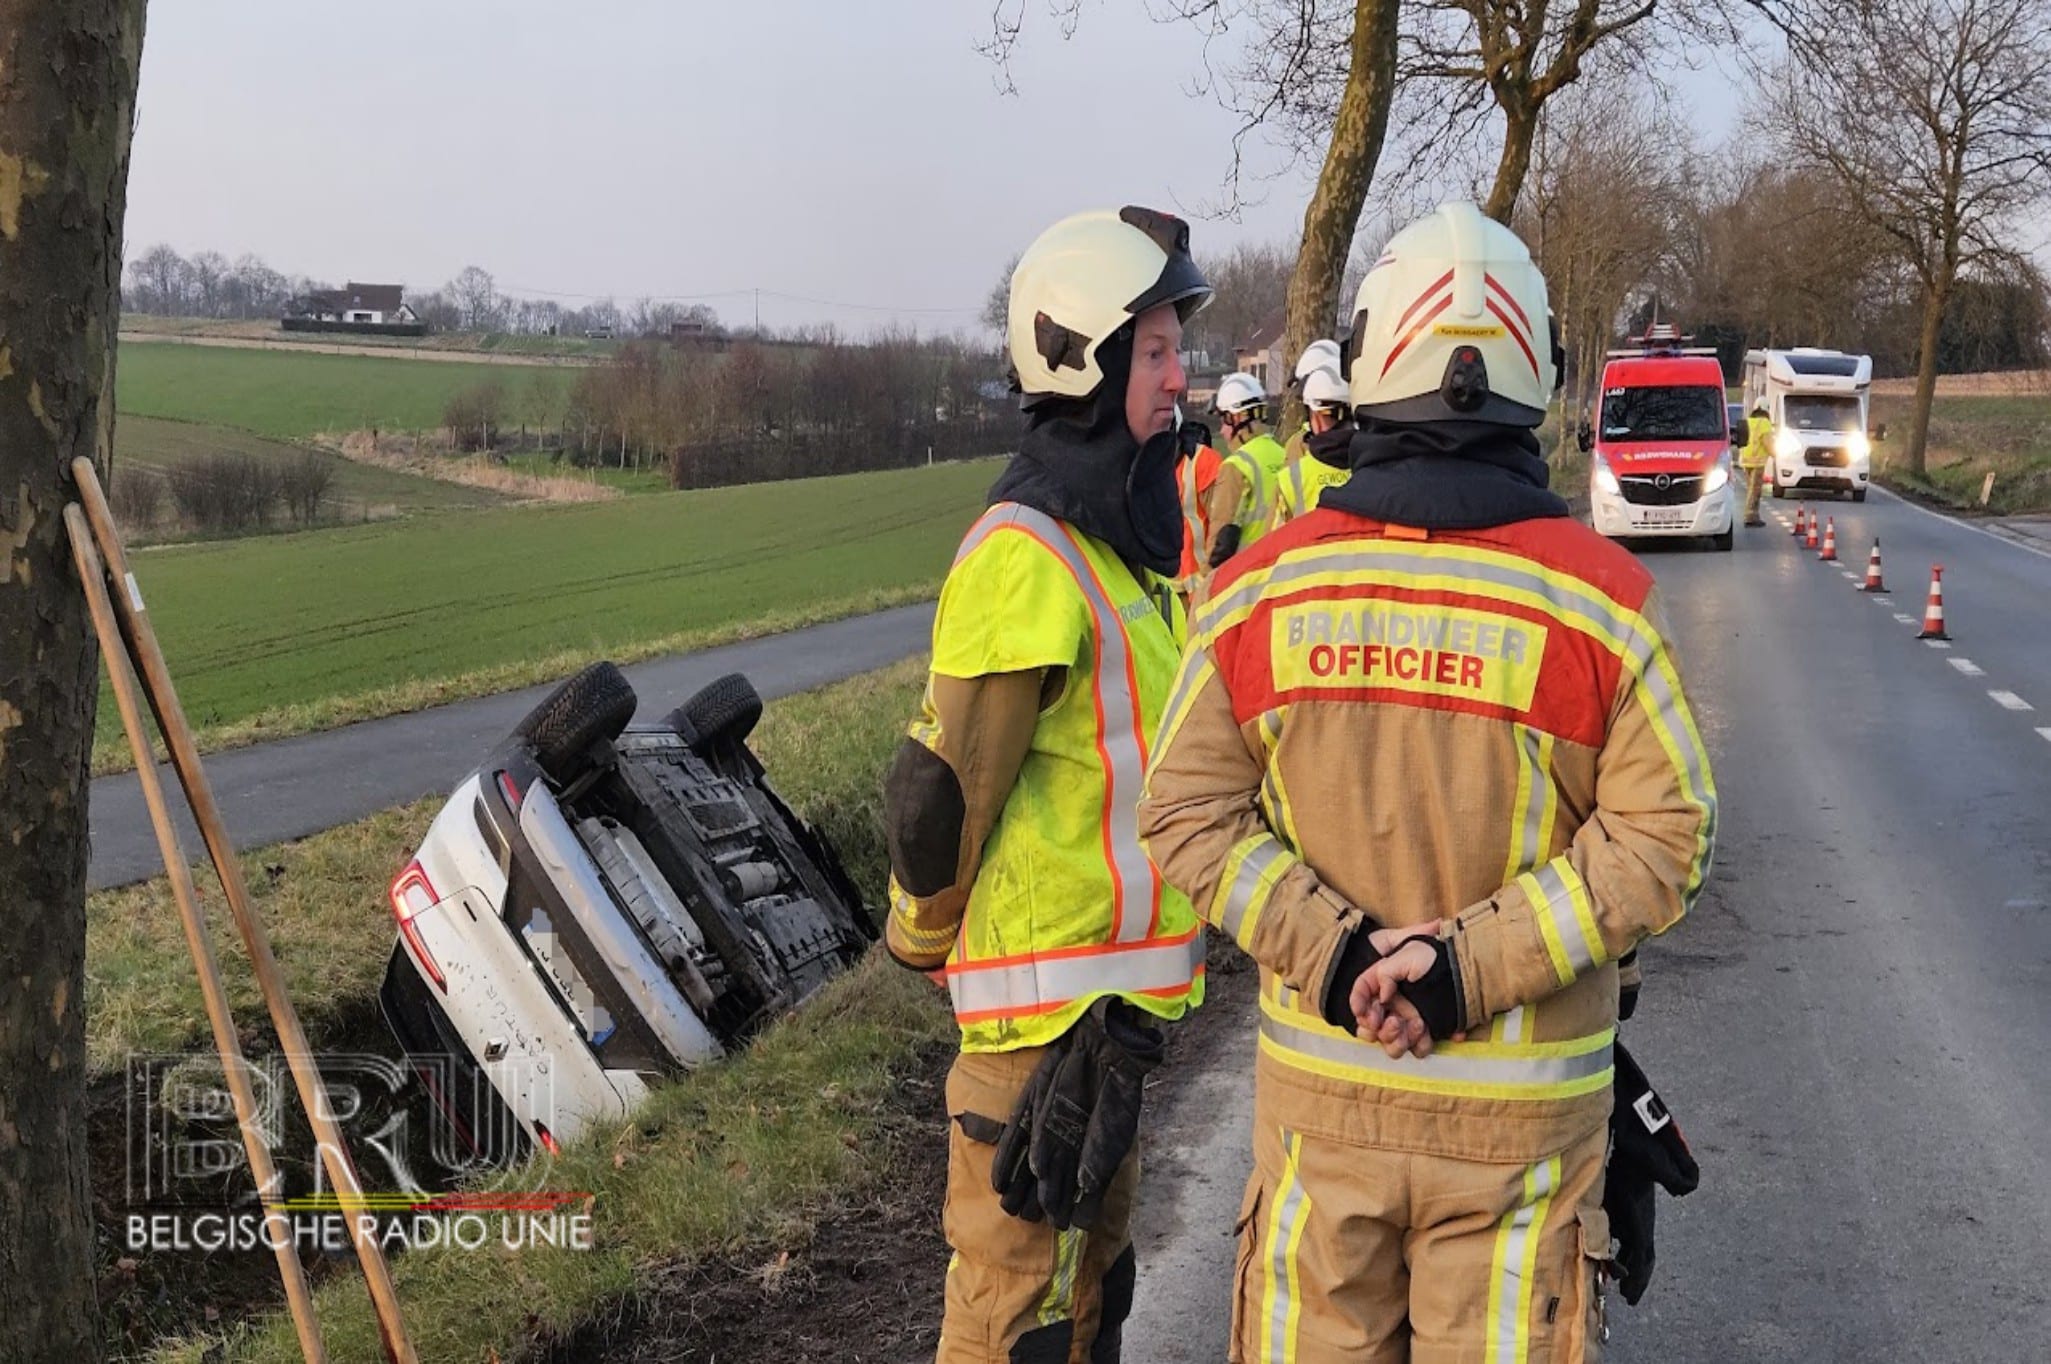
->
xmin=1138 ymin=470 xmax=1716 ymax=1162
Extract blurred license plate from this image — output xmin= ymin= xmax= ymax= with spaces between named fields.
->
xmin=1636 ymin=508 xmax=1691 ymax=527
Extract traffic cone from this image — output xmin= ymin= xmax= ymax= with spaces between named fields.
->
xmin=1805 ymin=512 xmax=1820 ymax=550
xmin=1860 ymin=538 xmax=1886 ymax=592
xmin=1917 ymin=565 xmax=1951 ymax=640
xmin=1818 ymin=517 xmax=1838 ymax=562
xmin=1791 ymin=506 xmax=1807 ymax=539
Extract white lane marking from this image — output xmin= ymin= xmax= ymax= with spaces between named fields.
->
xmin=1949 ymin=658 xmax=1985 ymax=676
xmin=2037 ymin=728 xmax=2051 ymax=745
xmin=1872 ymin=597 xmax=1893 ymax=606
xmin=1990 ymin=691 xmax=2032 ymax=711
xmin=1841 ymin=570 xmax=1859 ymax=580
xmin=1871 ymin=484 xmax=2051 ymax=563
xmin=1926 ymin=639 xmax=1954 ymax=649
xmin=1895 ymin=613 xmax=1917 ymax=624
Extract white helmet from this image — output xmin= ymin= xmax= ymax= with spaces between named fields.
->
xmin=1293 ymin=339 xmax=1342 ymax=385
xmin=1007 ymin=206 xmax=1212 ymax=405
xmin=1302 ymin=366 xmax=1350 ymax=412
xmin=1212 ymin=371 xmax=1268 ymax=418
xmin=1342 ymin=202 xmax=1561 ymax=427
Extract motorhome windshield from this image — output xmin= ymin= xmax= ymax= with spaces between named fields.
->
xmin=1783 ymin=395 xmax=1861 ymax=431
xmin=1601 ymin=385 xmax=1725 ymax=442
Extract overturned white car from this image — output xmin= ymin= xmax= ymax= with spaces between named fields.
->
xmin=378 ymin=663 xmax=874 ymax=1161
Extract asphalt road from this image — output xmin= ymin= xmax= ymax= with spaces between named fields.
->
xmin=87 ymin=603 xmax=935 ymax=890
xmin=1126 ymin=488 xmax=2051 ymax=1361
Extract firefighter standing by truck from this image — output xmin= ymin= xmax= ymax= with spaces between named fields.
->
xmin=882 ymin=206 xmax=1210 ymax=1364
xmin=1741 ymin=397 xmax=1772 ymax=527
xmin=1138 ymin=201 xmax=1716 ymax=1363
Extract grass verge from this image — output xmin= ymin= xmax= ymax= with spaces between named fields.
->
xmin=88 ymin=459 xmax=996 ymax=773
xmin=1871 ymin=393 xmax=2051 ymax=516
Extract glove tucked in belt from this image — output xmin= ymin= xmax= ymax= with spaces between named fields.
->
xmin=990 ymin=997 xmax=1166 ymax=1231
xmin=1603 ymin=1039 xmax=1699 ymax=1305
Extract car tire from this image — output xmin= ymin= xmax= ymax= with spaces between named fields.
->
xmin=1852 ymin=488 xmax=1867 ymax=502
xmin=662 ymin=672 xmax=763 ymax=752
xmin=514 ymin=660 xmax=638 ymax=785
xmin=1711 ymin=527 xmax=1734 ymax=552
xmin=1771 ymin=484 xmax=1785 ymax=499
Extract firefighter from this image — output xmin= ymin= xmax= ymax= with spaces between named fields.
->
xmin=1175 ymin=417 xmax=1225 ymax=602
xmin=883 ymin=206 xmax=1210 ymax=1364
xmin=1268 ymin=365 xmax=1353 ymax=532
xmin=1282 ymin=338 xmax=1344 ymax=465
xmin=1741 ymin=397 xmax=1772 ymax=526
xmin=1138 ymin=201 xmax=1717 ymax=1363
xmin=1205 ymin=372 xmax=1288 ymax=569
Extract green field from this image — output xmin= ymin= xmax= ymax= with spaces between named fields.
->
xmin=116 ymin=340 xmax=551 ymax=437
xmin=1873 ymin=393 xmax=2051 ymax=514
xmin=117 ymin=415 xmax=507 ymax=519
xmin=98 ymin=458 xmax=995 ymax=764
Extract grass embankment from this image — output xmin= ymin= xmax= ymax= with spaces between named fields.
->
xmin=1872 ymin=393 xmax=2051 ymax=515
xmin=91 ymin=459 xmax=995 ymax=772
xmin=121 ymin=314 xmax=619 ymax=361
xmin=126 ymin=657 xmax=945 ymax=1363
xmin=117 ymin=341 xmax=549 ymax=438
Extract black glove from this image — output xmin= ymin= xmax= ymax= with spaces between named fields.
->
xmin=1617 ymin=948 xmax=1640 ymax=1021
xmin=1208 ymin=523 xmax=1242 ymax=569
xmin=1603 ymin=1040 xmax=1699 ymax=1305
xmin=990 ymin=999 xmax=1165 ymax=1231
xmin=1319 ymin=925 xmax=1385 ymax=1031
xmin=1391 ymin=934 xmax=1463 ymax=1040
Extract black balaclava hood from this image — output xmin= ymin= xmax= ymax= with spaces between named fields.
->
xmin=1307 ymin=419 xmax=1355 ymax=470
xmin=987 ymin=325 xmax=1185 ymax=577
xmin=1320 ymin=413 xmax=1570 ymax=531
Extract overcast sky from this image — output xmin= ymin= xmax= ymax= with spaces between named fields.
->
xmin=126 ymin=2 xmax=1754 ymax=336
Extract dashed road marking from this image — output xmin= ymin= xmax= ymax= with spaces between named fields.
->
xmin=1841 ymin=570 xmax=1859 ymax=580
xmin=1872 ymin=597 xmax=1893 ymax=606
xmin=1990 ymin=691 xmax=2032 ymax=711
xmin=1926 ymin=639 xmax=1954 ymax=650
xmin=2037 ymin=728 xmax=2051 ymax=745
xmin=1949 ymin=658 xmax=1985 ymax=676
xmin=1895 ymin=613 xmax=1917 ymax=624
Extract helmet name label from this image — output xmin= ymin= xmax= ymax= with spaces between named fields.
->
xmin=1435 ymin=323 xmax=1506 ymax=340
xmin=1271 ymin=603 xmax=1547 ymax=710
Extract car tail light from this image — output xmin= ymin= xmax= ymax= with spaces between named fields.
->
xmin=534 ymin=1122 xmax=561 ymax=1157
xmin=389 ymin=860 xmax=447 ymax=992
xmin=496 ymin=770 xmax=523 ymax=810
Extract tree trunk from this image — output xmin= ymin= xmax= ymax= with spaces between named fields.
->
xmin=1281 ymin=0 xmax=1402 ymax=431
xmin=1904 ymin=270 xmax=1952 ymax=478
xmin=1483 ymin=102 xmax=1539 ymax=225
xmin=0 ymin=3 xmax=147 ymax=1359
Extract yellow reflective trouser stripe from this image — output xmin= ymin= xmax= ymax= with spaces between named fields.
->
xmin=1493 ymin=725 xmax=1558 ymax=1042
xmin=1210 ymin=834 xmax=1290 ymax=953
xmin=1254 ymin=709 xmax=1303 ymax=852
xmin=1516 ymin=861 xmax=1605 ymax=987
xmin=1037 ymin=1226 xmax=1085 ymax=1326
xmin=1486 ymin=1155 xmax=1562 ymax=1364
xmin=1260 ymin=1128 xmax=1312 ymax=1364
xmin=1259 ymin=991 xmax=1614 ymax=1101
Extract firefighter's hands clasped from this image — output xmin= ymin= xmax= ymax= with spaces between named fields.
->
xmin=1349 ymin=922 xmax=1468 ymax=1059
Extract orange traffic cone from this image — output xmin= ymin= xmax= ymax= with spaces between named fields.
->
xmin=1805 ymin=512 xmax=1821 ymax=550
xmin=1860 ymin=538 xmax=1886 ymax=592
xmin=1791 ymin=505 xmax=1807 ymax=539
xmin=1818 ymin=517 xmax=1838 ymax=562
xmin=1917 ymin=565 xmax=1951 ymax=640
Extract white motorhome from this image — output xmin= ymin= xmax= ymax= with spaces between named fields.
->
xmin=1743 ymin=348 xmax=1875 ymax=502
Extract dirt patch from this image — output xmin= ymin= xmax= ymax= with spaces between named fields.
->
xmin=325 ymin=430 xmax=622 ymax=504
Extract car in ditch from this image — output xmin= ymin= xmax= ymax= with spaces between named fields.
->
xmin=377 ymin=662 xmax=875 ymax=1162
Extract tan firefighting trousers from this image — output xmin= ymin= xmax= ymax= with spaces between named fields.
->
xmin=1231 ymin=1109 xmax=1609 ymax=1364
xmin=1742 ymin=463 xmax=1766 ymax=523
xmin=938 ymin=1047 xmax=1142 ymax=1364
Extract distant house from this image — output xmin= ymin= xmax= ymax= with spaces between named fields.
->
xmin=1234 ymin=310 xmax=1288 ymax=394
xmin=283 ymin=282 xmax=423 ymax=335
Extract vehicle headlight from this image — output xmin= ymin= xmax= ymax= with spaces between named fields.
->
xmin=1847 ymin=431 xmax=1871 ymax=460
xmin=1703 ymin=461 xmax=1731 ymax=494
xmin=1592 ymin=457 xmax=1620 ymax=496
xmin=1773 ymin=429 xmax=1802 ymax=460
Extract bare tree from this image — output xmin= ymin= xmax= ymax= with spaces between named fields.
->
xmin=127 ymin=241 xmax=187 ymax=314
xmin=981 ymin=253 xmax=1020 ymax=340
xmin=0 ymin=2 xmax=148 ymax=1356
xmin=448 ymin=264 xmax=502 ymax=332
xmin=1775 ymin=0 xmax=2051 ymax=474
xmin=1190 ymin=239 xmax=1296 ymax=367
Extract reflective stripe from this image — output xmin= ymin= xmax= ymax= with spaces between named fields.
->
xmin=1038 ymin=1227 xmax=1084 ymax=1327
xmin=1486 ymin=1156 xmax=1560 ymax=1364
xmin=1211 ymin=836 xmax=1289 ymax=951
xmin=1519 ymin=862 xmax=1604 ymax=985
xmin=1635 ymin=645 xmax=1718 ymax=911
xmin=1259 ymin=993 xmax=1613 ymax=1099
xmin=1262 ymin=1128 xmax=1311 ymax=1364
xmin=1254 ymin=709 xmax=1303 ymax=852
xmin=1151 ymin=645 xmax=1216 ymax=761
xmin=947 ymin=929 xmax=1205 ymax=1022
xmin=954 ymin=504 xmax=1162 ymax=945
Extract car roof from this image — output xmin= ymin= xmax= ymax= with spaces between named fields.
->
xmin=1602 ymin=354 xmax=1725 ymax=387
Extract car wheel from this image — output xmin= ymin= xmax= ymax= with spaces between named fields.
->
xmin=1852 ymin=488 xmax=1867 ymax=502
xmin=513 ymin=660 xmax=638 ymax=786
xmin=662 ymin=672 xmax=764 ymax=752
xmin=1711 ymin=527 xmax=1734 ymax=552
xmin=1771 ymin=483 xmax=1785 ymax=499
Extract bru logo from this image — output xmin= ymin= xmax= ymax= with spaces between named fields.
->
xmin=1270 ymin=602 xmax=1547 ymax=711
